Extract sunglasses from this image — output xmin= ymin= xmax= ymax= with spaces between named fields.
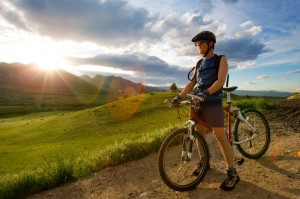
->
xmin=194 ymin=40 xmax=208 ymax=46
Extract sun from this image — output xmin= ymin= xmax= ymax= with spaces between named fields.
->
xmin=36 ymin=54 xmax=69 ymax=71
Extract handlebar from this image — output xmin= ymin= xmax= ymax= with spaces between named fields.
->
xmin=165 ymin=93 xmax=205 ymax=108
xmin=186 ymin=94 xmax=205 ymax=102
xmin=164 ymin=99 xmax=191 ymax=107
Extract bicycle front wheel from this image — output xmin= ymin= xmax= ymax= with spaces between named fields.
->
xmin=234 ymin=108 xmax=270 ymax=159
xmin=158 ymin=128 xmax=210 ymax=191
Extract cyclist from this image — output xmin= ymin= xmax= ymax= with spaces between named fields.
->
xmin=171 ymin=31 xmax=240 ymax=191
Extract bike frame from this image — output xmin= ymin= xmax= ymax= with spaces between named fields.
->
xmin=185 ymin=90 xmax=258 ymax=151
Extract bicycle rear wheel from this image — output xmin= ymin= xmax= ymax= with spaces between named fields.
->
xmin=158 ymin=128 xmax=210 ymax=191
xmin=234 ymin=108 xmax=270 ymax=159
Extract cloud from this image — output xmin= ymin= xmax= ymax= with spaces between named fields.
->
xmin=245 ymin=81 xmax=257 ymax=85
xmin=240 ymin=21 xmax=254 ymax=28
xmin=3 ymin=0 xmax=267 ymax=64
xmin=0 ymin=2 xmax=29 ymax=30
xmin=256 ymin=75 xmax=270 ymax=80
xmin=235 ymin=21 xmax=262 ymax=39
xmin=6 ymin=0 xmax=161 ymax=45
xmin=288 ymin=69 xmax=300 ymax=73
xmin=231 ymin=61 xmax=256 ymax=70
xmin=216 ymin=38 xmax=266 ymax=62
xmin=222 ymin=0 xmax=240 ymax=3
xmin=151 ymin=12 xmax=213 ymax=43
xmin=66 ymin=53 xmax=188 ymax=85
xmin=235 ymin=26 xmax=262 ymax=38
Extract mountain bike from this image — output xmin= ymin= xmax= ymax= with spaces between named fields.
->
xmin=158 ymin=86 xmax=271 ymax=191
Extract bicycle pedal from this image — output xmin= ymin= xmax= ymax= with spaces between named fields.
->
xmin=235 ymin=158 xmax=245 ymax=166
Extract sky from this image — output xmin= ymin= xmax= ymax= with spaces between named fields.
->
xmin=0 ymin=0 xmax=299 ymax=92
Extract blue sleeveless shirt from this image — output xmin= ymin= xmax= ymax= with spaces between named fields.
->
xmin=193 ymin=54 xmax=223 ymax=102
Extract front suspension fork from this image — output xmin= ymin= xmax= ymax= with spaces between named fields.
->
xmin=181 ymin=120 xmax=196 ymax=162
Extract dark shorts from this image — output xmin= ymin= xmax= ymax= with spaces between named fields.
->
xmin=190 ymin=100 xmax=224 ymax=128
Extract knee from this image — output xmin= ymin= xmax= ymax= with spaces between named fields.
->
xmin=212 ymin=129 xmax=226 ymax=141
xmin=195 ymin=123 xmax=206 ymax=137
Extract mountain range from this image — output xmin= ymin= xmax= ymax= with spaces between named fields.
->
xmin=0 ymin=62 xmax=158 ymax=98
xmin=0 ymin=62 xmax=293 ymax=98
xmin=232 ymin=90 xmax=293 ymax=97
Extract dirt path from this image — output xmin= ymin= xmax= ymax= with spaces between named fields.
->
xmin=28 ymin=118 xmax=300 ymax=199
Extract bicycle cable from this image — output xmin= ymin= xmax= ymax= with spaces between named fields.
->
xmin=176 ymin=104 xmax=190 ymax=123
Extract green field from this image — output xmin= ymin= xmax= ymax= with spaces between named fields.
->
xmin=0 ymin=91 xmax=281 ymax=198
xmin=0 ymin=91 xmax=280 ymax=176
xmin=0 ymin=92 xmax=182 ymax=176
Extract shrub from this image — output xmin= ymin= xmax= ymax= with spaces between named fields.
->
xmin=233 ymin=98 xmax=276 ymax=112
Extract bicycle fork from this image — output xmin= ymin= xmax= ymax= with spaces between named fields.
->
xmin=181 ymin=120 xmax=196 ymax=162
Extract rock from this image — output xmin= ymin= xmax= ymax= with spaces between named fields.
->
xmin=140 ymin=191 xmax=151 ymax=198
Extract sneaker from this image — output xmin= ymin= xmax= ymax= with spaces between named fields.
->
xmin=192 ymin=161 xmax=210 ymax=176
xmin=220 ymin=169 xmax=240 ymax=191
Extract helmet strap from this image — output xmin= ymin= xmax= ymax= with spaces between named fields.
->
xmin=203 ymin=42 xmax=212 ymax=58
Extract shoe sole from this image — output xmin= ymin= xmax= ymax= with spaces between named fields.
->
xmin=220 ymin=176 xmax=240 ymax=191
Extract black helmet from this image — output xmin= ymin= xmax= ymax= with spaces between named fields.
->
xmin=191 ymin=31 xmax=216 ymax=43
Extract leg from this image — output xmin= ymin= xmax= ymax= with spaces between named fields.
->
xmin=192 ymin=122 xmax=209 ymax=176
xmin=212 ymin=127 xmax=240 ymax=191
xmin=211 ymin=127 xmax=234 ymax=168
xmin=195 ymin=122 xmax=207 ymax=157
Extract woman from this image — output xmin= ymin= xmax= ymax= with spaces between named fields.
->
xmin=171 ymin=31 xmax=239 ymax=191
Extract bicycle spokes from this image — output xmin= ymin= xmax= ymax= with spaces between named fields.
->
xmin=158 ymin=128 xmax=210 ymax=191
xmin=234 ymin=109 xmax=270 ymax=159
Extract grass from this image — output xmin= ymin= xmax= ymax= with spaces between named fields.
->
xmin=0 ymin=125 xmax=177 ymax=199
xmin=287 ymin=93 xmax=300 ymax=100
xmin=232 ymin=98 xmax=276 ymax=112
xmin=0 ymin=92 xmax=181 ymax=175
xmin=0 ymin=91 xmax=277 ymax=198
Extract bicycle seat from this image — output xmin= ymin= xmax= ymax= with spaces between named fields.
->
xmin=223 ymin=86 xmax=238 ymax=92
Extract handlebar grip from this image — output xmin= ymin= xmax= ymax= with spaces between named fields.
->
xmin=187 ymin=94 xmax=205 ymax=101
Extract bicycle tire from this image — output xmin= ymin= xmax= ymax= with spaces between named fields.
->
xmin=158 ymin=128 xmax=210 ymax=191
xmin=233 ymin=108 xmax=270 ymax=159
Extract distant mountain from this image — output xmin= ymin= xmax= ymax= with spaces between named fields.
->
xmin=0 ymin=62 xmax=98 ymax=94
xmin=233 ymin=90 xmax=293 ymax=97
xmin=0 ymin=62 xmax=158 ymax=98
xmin=81 ymin=74 xmax=160 ymax=92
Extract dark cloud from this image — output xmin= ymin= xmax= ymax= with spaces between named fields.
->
xmin=3 ymin=0 xmax=213 ymax=47
xmin=67 ymin=53 xmax=188 ymax=85
xmin=180 ymin=36 xmax=267 ymax=62
xmin=0 ymin=3 xmax=29 ymax=30
xmin=288 ymin=69 xmax=300 ymax=74
xmin=7 ymin=0 xmax=160 ymax=45
xmin=216 ymin=38 xmax=267 ymax=62
xmin=2 ymin=0 xmax=269 ymax=85
xmin=222 ymin=0 xmax=240 ymax=3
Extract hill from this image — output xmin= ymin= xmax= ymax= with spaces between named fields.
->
xmin=0 ymin=91 xmax=178 ymax=176
xmin=0 ymin=62 xmax=161 ymax=108
xmin=0 ymin=62 xmax=158 ymax=96
xmin=233 ymin=89 xmax=293 ymax=97
xmin=287 ymin=93 xmax=300 ymax=99
xmin=0 ymin=62 xmax=98 ymax=94
xmin=79 ymin=74 xmax=160 ymax=99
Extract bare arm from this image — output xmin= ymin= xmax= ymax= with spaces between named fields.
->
xmin=178 ymin=68 xmax=197 ymax=98
xmin=207 ymin=56 xmax=228 ymax=94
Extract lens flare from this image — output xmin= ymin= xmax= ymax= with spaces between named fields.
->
xmin=106 ymin=63 xmax=146 ymax=120
xmin=109 ymin=94 xmax=144 ymax=120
